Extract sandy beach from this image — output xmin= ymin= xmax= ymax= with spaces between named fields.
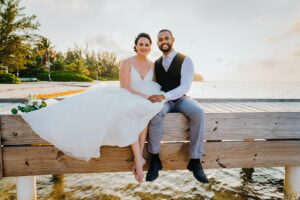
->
xmin=0 ymin=81 xmax=97 ymax=99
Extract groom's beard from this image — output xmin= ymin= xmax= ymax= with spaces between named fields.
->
xmin=159 ymin=43 xmax=172 ymax=53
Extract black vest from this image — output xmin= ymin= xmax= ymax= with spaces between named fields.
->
xmin=155 ymin=53 xmax=185 ymax=93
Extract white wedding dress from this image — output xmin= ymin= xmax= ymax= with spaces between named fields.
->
xmin=21 ymin=66 xmax=164 ymax=161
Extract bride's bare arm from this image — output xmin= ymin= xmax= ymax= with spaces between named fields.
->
xmin=151 ymin=62 xmax=157 ymax=82
xmin=119 ymin=59 xmax=149 ymax=99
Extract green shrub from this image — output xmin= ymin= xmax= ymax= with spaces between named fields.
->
xmin=37 ymin=72 xmax=93 ymax=82
xmin=0 ymin=73 xmax=21 ymax=84
xmin=98 ymin=77 xmax=119 ymax=81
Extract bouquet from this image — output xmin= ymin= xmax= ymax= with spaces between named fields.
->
xmin=11 ymin=95 xmax=47 ymax=114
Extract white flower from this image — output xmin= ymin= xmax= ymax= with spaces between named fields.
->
xmin=26 ymin=100 xmax=34 ymax=106
xmin=25 ymin=95 xmax=43 ymax=107
xmin=35 ymin=99 xmax=42 ymax=107
xmin=26 ymin=96 xmax=34 ymax=106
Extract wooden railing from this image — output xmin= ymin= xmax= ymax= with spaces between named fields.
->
xmin=0 ymin=99 xmax=300 ymax=199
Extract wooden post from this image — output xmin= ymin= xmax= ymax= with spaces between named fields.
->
xmin=51 ymin=174 xmax=64 ymax=199
xmin=284 ymin=167 xmax=300 ymax=200
xmin=16 ymin=176 xmax=37 ymax=200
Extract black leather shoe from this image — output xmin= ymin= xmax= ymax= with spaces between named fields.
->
xmin=146 ymin=154 xmax=162 ymax=182
xmin=187 ymin=159 xmax=209 ymax=183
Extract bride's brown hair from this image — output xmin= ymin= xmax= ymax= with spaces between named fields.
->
xmin=134 ymin=33 xmax=152 ymax=52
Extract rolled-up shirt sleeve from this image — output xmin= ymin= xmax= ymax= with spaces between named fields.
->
xmin=163 ymin=56 xmax=194 ymax=101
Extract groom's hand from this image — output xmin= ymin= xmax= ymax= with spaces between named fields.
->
xmin=148 ymin=95 xmax=165 ymax=103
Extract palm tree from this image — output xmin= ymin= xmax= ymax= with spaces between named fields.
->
xmin=0 ymin=0 xmax=39 ymax=74
xmin=36 ymin=37 xmax=56 ymax=80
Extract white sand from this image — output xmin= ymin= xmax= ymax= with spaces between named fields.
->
xmin=0 ymin=81 xmax=99 ymax=98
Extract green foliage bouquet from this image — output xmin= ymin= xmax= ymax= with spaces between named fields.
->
xmin=11 ymin=95 xmax=47 ymax=114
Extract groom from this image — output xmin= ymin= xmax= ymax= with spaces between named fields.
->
xmin=146 ymin=29 xmax=208 ymax=183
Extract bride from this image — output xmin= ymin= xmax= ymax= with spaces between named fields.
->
xmin=21 ymin=33 xmax=164 ymax=183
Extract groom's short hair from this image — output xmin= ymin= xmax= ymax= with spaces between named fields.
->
xmin=158 ymin=29 xmax=173 ymax=37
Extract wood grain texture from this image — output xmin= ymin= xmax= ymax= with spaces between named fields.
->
xmin=1 ymin=112 xmax=300 ymax=145
xmin=0 ymin=115 xmax=48 ymax=145
xmin=204 ymin=112 xmax=300 ymax=141
xmin=2 ymin=140 xmax=300 ymax=177
xmin=0 ymin=117 xmax=3 ymax=179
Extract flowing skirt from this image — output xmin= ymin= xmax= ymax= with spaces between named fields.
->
xmin=21 ymin=82 xmax=163 ymax=161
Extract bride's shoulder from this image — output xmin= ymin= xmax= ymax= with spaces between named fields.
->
xmin=120 ymin=57 xmax=134 ymax=69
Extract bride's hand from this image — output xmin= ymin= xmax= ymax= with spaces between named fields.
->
xmin=148 ymin=95 xmax=165 ymax=103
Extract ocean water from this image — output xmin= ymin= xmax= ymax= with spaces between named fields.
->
xmin=0 ymin=81 xmax=299 ymax=199
xmin=88 ymin=81 xmax=300 ymax=99
xmin=188 ymin=81 xmax=300 ymax=99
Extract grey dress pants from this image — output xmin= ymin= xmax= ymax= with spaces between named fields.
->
xmin=148 ymin=97 xmax=205 ymax=159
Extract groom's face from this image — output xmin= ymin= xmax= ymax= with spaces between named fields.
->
xmin=157 ymin=31 xmax=174 ymax=54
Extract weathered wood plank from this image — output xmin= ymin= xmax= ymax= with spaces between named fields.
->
xmin=202 ymin=102 xmax=227 ymax=113
xmin=252 ymin=102 xmax=288 ymax=112
xmin=237 ymin=102 xmax=269 ymax=112
xmin=224 ymin=102 xmax=258 ymax=112
xmin=3 ymin=140 xmax=300 ymax=177
xmin=218 ymin=102 xmax=241 ymax=113
xmin=0 ymin=115 xmax=48 ymax=145
xmin=211 ymin=102 xmax=235 ymax=113
xmin=259 ymin=102 xmax=289 ymax=112
xmin=0 ymin=116 xmax=3 ymax=179
xmin=197 ymin=103 xmax=217 ymax=113
xmin=283 ymin=103 xmax=300 ymax=112
xmin=276 ymin=103 xmax=299 ymax=112
xmin=204 ymin=112 xmax=300 ymax=140
xmin=1 ymin=112 xmax=300 ymax=145
xmin=164 ymin=112 xmax=300 ymax=141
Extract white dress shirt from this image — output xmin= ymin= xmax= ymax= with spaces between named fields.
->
xmin=161 ymin=50 xmax=194 ymax=101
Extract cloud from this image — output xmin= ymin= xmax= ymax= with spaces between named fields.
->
xmin=99 ymin=0 xmax=150 ymax=13
xmin=254 ymin=13 xmax=300 ymax=71
xmin=85 ymin=33 xmax=132 ymax=58
xmin=235 ymin=43 xmax=300 ymax=70
xmin=284 ymin=16 xmax=300 ymax=36
xmin=268 ymin=15 xmax=300 ymax=42
xmin=223 ymin=45 xmax=300 ymax=81
xmin=216 ymin=58 xmax=223 ymax=63
xmin=27 ymin=0 xmax=92 ymax=13
xmin=86 ymin=34 xmax=121 ymax=49
xmin=228 ymin=11 xmax=300 ymax=81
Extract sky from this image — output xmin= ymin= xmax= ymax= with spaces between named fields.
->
xmin=20 ymin=0 xmax=300 ymax=82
